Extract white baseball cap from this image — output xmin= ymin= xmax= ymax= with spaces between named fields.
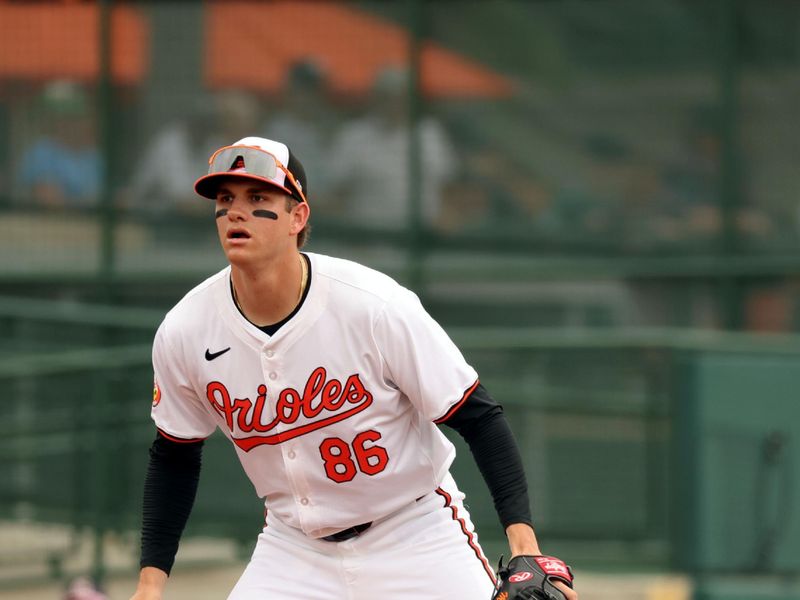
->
xmin=194 ymin=136 xmax=308 ymax=203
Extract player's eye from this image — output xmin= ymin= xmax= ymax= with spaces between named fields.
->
xmin=250 ymin=194 xmax=266 ymax=203
xmin=217 ymin=194 xmax=233 ymax=203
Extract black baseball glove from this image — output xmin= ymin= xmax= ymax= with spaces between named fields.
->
xmin=490 ymin=555 xmax=574 ymax=600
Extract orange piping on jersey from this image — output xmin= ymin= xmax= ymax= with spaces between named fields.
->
xmin=157 ymin=428 xmax=206 ymax=444
xmin=435 ymin=487 xmax=497 ymax=585
xmin=433 ymin=379 xmax=480 ymax=424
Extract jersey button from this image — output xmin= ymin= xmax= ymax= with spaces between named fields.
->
xmin=288 ymin=450 xmax=296 ymax=459
xmin=265 ymin=350 xmax=274 ymax=358
xmin=269 ymin=372 xmax=277 ymax=380
xmin=300 ymin=497 xmax=309 ymax=506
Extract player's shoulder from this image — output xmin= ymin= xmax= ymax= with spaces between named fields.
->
xmin=157 ymin=267 xmax=230 ymax=337
xmin=308 ymin=252 xmax=406 ymax=303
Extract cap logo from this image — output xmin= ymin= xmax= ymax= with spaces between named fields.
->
xmin=229 ymin=156 xmax=246 ymax=171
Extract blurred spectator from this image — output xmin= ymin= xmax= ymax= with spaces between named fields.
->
xmin=440 ymin=123 xmax=553 ymax=236
xmin=63 ymin=576 xmax=108 ymax=600
xmin=548 ymin=135 xmax=641 ymax=245
xmin=659 ymin=107 xmax=775 ymax=248
xmin=16 ymin=80 xmax=100 ymax=209
xmin=262 ymin=60 xmax=335 ymax=203
xmin=125 ymin=98 xmax=220 ymax=215
xmin=658 ymin=110 xmax=726 ymax=247
xmin=215 ymin=89 xmax=262 ymax=144
xmin=126 ymin=89 xmax=261 ymax=215
xmin=327 ymin=67 xmax=457 ymax=229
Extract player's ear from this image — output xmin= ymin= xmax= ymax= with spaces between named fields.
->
xmin=289 ymin=201 xmax=310 ymax=236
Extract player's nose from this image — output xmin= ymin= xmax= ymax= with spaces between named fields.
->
xmin=226 ymin=198 xmax=248 ymax=221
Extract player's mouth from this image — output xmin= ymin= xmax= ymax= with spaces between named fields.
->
xmin=226 ymin=228 xmax=252 ymax=243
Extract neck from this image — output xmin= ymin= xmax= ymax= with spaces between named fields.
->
xmin=230 ymin=252 xmax=305 ymax=326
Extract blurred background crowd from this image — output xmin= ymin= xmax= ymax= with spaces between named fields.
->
xmin=0 ymin=1 xmax=798 ymax=333
xmin=0 ymin=2 xmax=799 ymax=599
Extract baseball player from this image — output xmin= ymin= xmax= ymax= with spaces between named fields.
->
xmin=130 ymin=137 xmax=577 ymax=600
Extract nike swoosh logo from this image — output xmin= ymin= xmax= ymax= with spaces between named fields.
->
xmin=205 ymin=347 xmax=231 ymax=361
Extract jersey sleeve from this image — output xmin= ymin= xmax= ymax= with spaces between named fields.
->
xmin=151 ymin=320 xmax=216 ymax=441
xmin=373 ymin=287 xmax=478 ymax=422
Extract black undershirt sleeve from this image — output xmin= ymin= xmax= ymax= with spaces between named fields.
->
xmin=140 ymin=432 xmax=204 ymax=575
xmin=439 ymin=383 xmax=533 ymax=530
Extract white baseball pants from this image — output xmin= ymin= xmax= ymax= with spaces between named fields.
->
xmin=227 ymin=473 xmax=497 ymax=599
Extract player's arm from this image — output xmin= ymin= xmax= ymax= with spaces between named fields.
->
xmin=437 ymin=383 xmax=532 ymax=533
xmin=131 ymin=432 xmax=204 ymax=600
xmin=439 ymin=383 xmax=577 ymax=600
xmin=131 ymin=567 xmax=168 ymax=600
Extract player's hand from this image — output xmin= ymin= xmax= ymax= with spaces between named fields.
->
xmin=491 ymin=554 xmax=576 ymax=600
xmin=553 ymin=579 xmax=578 ymax=600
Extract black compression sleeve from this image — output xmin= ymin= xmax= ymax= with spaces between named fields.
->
xmin=140 ymin=433 xmax=203 ymax=575
xmin=440 ymin=384 xmax=533 ymax=529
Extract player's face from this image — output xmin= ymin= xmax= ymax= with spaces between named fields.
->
xmin=214 ymin=179 xmax=307 ymax=265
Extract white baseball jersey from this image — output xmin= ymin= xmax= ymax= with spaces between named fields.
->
xmin=151 ymin=252 xmax=479 ymax=539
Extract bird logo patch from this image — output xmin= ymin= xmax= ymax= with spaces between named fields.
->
xmin=152 ymin=380 xmax=162 ymax=407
